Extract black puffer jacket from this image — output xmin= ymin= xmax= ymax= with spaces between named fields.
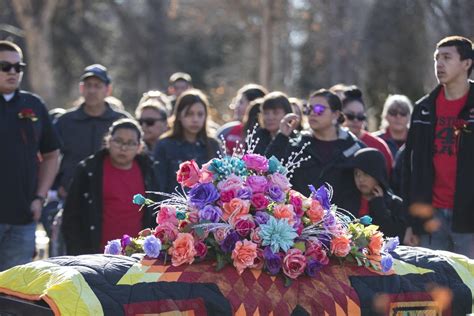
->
xmin=403 ymin=81 xmax=474 ymax=233
xmin=62 ymin=149 xmax=158 ymax=255
xmin=266 ymin=128 xmax=364 ymax=214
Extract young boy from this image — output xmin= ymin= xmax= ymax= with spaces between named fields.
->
xmin=353 ymin=148 xmax=406 ymax=240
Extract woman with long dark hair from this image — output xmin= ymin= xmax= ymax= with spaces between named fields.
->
xmin=154 ymin=89 xmax=220 ymax=194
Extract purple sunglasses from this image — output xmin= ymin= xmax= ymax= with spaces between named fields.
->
xmin=303 ymin=103 xmax=327 ymax=116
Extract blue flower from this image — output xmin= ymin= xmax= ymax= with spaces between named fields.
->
xmin=133 ymin=194 xmax=146 ymax=205
xmin=259 ymin=217 xmax=298 ymax=253
xmin=263 ymin=246 xmax=282 ymax=275
xmin=360 ymin=215 xmax=373 ymax=226
xmin=383 ymin=237 xmax=399 ymax=253
xmin=199 ymin=205 xmax=222 ymax=223
xmin=267 ymin=184 xmax=285 ymax=203
xmin=236 ymin=186 xmax=252 ymax=200
xmin=104 ymin=239 xmax=122 ymax=255
xmin=176 ymin=212 xmax=186 ymax=220
xmin=306 ymin=258 xmax=324 ymax=277
xmin=380 ymin=253 xmax=393 ymax=273
xmin=188 ymin=183 xmax=220 ymax=209
xmin=309 ymin=185 xmax=331 ymax=210
xmin=220 ymin=231 xmax=240 ymax=253
xmin=143 ymin=235 xmax=162 ymax=258
xmin=254 ymin=211 xmax=270 ymax=225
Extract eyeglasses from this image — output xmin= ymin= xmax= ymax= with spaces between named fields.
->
xmin=387 ymin=109 xmax=409 ymax=117
xmin=138 ymin=117 xmax=166 ymax=126
xmin=344 ymin=112 xmax=367 ymax=121
xmin=0 ymin=61 xmax=26 ymax=73
xmin=110 ymin=138 xmax=139 ymax=150
xmin=303 ymin=103 xmax=328 ymax=116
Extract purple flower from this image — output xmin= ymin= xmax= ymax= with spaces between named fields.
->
xmin=199 ymin=205 xmax=222 ymax=223
xmin=104 ymin=239 xmax=122 ymax=255
xmin=188 ymin=183 xmax=220 ymax=209
xmin=236 ymin=186 xmax=252 ymax=200
xmin=220 ymin=230 xmax=240 ymax=253
xmin=309 ymin=184 xmax=331 ymax=210
xmin=267 ymin=184 xmax=285 ymax=202
xmin=143 ymin=235 xmax=162 ymax=258
xmin=254 ymin=211 xmax=270 ymax=226
xmin=263 ymin=247 xmax=282 ymax=275
xmin=383 ymin=237 xmax=399 ymax=253
xmin=381 ymin=253 xmax=393 ymax=272
xmin=121 ymin=234 xmax=131 ymax=249
xmin=323 ymin=211 xmax=337 ymax=231
xmin=306 ymin=258 xmax=324 ymax=277
xmin=246 ymin=175 xmax=268 ymax=193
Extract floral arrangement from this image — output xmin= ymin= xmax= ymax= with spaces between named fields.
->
xmin=18 ymin=108 xmax=38 ymax=121
xmin=105 ymin=134 xmax=398 ymax=282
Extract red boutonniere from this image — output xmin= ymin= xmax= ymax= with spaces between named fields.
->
xmin=453 ymin=119 xmax=471 ymax=136
xmin=18 ymin=108 xmax=38 ymax=122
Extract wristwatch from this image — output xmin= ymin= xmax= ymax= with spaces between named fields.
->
xmin=33 ymin=194 xmax=46 ymax=204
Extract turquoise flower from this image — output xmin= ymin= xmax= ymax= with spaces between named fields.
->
xmin=133 ymin=194 xmax=146 ymax=205
xmin=268 ymin=156 xmax=287 ymax=174
xmin=259 ymin=217 xmax=298 ymax=253
xmin=360 ymin=215 xmax=372 ymax=226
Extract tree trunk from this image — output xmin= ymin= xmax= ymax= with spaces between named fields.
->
xmin=11 ymin=0 xmax=57 ymax=107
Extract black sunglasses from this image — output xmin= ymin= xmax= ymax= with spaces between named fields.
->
xmin=344 ymin=112 xmax=366 ymax=121
xmin=0 ymin=61 xmax=26 ymax=73
xmin=138 ymin=117 xmax=166 ymax=126
xmin=387 ymin=109 xmax=409 ymax=117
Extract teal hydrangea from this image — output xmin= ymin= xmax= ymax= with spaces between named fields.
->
xmin=259 ymin=217 xmax=298 ymax=253
xmin=267 ymin=156 xmax=287 ymax=174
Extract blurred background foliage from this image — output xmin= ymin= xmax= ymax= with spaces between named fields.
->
xmin=1 ymin=0 xmax=473 ymax=127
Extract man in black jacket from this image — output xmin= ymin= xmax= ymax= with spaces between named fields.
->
xmin=403 ymin=36 xmax=474 ymax=257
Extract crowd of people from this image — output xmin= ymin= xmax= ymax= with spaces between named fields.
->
xmin=0 ymin=34 xmax=473 ymax=271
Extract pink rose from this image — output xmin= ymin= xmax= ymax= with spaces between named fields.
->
xmin=289 ymin=190 xmax=305 ymax=217
xmin=213 ymin=228 xmax=227 ymax=243
xmin=305 ymin=240 xmax=329 ymax=265
xmin=217 ymin=174 xmax=244 ymax=193
xmin=234 ymin=218 xmax=256 ymax=237
xmin=176 ymin=160 xmax=201 ymax=188
xmin=156 ymin=205 xmax=178 ymax=226
xmin=242 ymin=154 xmax=269 ymax=172
xmin=199 ymin=162 xmax=214 ymax=183
xmin=273 ymin=204 xmax=296 ymax=225
xmin=330 ymin=235 xmax=351 ymax=257
xmin=246 ymin=175 xmax=268 ymax=193
xmin=220 ymin=190 xmax=236 ymax=203
xmin=194 ymin=241 xmax=208 ymax=259
xmin=222 ymin=198 xmax=250 ymax=223
xmin=306 ymin=200 xmax=325 ymax=223
xmin=187 ymin=211 xmax=200 ymax=224
xmin=169 ymin=233 xmax=197 ymax=266
xmin=251 ymin=193 xmax=269 ymax=210
xmin=231 ymin=240 xmax=258 ymax=274
xmin=250 ymin=227 xmax=263 ymax=245
xmin=154 ymin=222 xmax=179 ymax=243
xmin=267 ymin=173 xmax=291 ymax=192
xmin=283 ymin=248 xmax=307 ymax=279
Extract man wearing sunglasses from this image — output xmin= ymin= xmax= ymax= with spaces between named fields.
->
xmin=54 ymin=64 xmax=131 ymax=200
xmin=0 ymin=41 xmax=60 ymax=271
xmin=403 ymin=36 xmax=474 ymax=257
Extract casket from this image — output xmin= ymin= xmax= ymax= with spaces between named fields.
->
xmin=0 ymin=246 xmax=473 ymax=315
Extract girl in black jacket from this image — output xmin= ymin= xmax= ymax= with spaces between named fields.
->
xmin=62 ymin=119 xmax=158 ymax=255
xmin=266 ymin=89 xmax=363 ymax=214
xmin=153 ymin=89 xmax=220 ymax=194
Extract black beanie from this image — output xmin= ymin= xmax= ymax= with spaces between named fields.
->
xmin=352 ymin=148 xmax=389 ymax=190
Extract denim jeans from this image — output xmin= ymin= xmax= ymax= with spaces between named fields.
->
xmin=0 ymin=222 xmax=36 ymax=271
xmin=420 ymin=208 xmax=474 ymax=259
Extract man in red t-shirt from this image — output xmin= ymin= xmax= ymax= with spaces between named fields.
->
xmin=404 ymin=36 xmax=474 ymax=258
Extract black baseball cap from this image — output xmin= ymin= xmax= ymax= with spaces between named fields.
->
xmin=80 ymin=64 xmax=111 ymax=85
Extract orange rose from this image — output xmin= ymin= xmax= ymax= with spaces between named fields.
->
xmin=176 ymin=160 xmax=201 ymax=188
xmin=222 ymin=198 xmax=250 ymax=224
xmin=169 ymin=233 xmax=197 ymax=266
xmin=273 ymin=204 xmax=295 ymax=225
xmin=306 ymin=200 xmax=325 ymax=223
xmin=330 ymin=235 xmax=351 ymax=257
xmin=368 ymin=231 xmax=384 ymax=256
xmin=231 ymin=240 xmax=258 ymax=274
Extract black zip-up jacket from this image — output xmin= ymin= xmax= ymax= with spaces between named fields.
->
xmin=364 ymin=192 xmax=406 ymax=240
xmin=62 ymin=149 xmax=158 ymax=255
xmin=266 ymin=128 xmax=364 ymax=214
xmin=403 ymin=81 xmax=474 ymax=233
